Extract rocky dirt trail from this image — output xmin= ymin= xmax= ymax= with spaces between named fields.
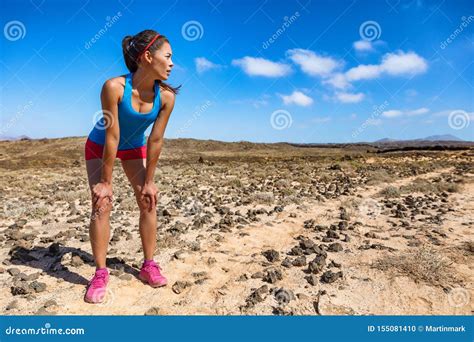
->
xmin=0 ymin=138 xmax=472 ymax=315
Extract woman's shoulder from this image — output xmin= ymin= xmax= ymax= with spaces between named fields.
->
xmin=158 ymin=85 xmax=176 ymax=108
xmin=103 ymin=75 xmax=127 ymax=91
xmin=101 ymin=75 xmax=128 ymax=101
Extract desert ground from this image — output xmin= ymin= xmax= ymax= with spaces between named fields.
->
xmin=0 ymin=137 xmax=473 ymax=315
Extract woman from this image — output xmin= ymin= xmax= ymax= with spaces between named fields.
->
xmin=83 ymin=29 xmax=179 ymax=304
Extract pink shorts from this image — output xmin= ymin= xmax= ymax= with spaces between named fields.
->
xmin=84 ymin=138 xmax=147 ymax=160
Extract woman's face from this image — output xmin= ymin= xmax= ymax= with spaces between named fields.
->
xmin=147 ymin=41 xmax=174 ymax=81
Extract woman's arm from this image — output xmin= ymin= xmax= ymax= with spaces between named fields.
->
xmin=145 ymin=89 xmax=175 ymax=182
xmin=92 ymin=79 xmax=121 ymax=211
xmin=100 ymin=79 xmax=121 ymax=184
xmin=139 ymin=89 xmax=176 ymax=211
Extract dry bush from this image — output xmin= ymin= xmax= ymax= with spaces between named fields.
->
xmin=365 ymin=169 xmax=394 ymax=185
xmin=400 ymin=179 xmax=460 ymax=194
xmin=373 ymin=244 xmax=457 ymax=286
xmin=252 ymin=192 xmax=275 ymax=205
xmin=378 ymin=185 xmax=401 ymax=198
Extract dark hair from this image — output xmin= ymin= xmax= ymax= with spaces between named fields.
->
xmin=122 ymin=29 xmax=181 ymax=95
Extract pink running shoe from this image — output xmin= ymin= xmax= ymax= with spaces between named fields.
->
xmin=84 ymin=268 xmax=109 ymax=304
xmin=139 ymin=260 xmax=168 ymax=287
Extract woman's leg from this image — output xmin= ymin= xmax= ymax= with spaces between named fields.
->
xmin=86 ymin=158 xmax=112 ymax=268
xmin=120 ymin=158 xmax=157 ymax=260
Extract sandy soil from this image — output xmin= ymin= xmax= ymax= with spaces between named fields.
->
xmin=0 ymin=137 xmax=472 ymax=315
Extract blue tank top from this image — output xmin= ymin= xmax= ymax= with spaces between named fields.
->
xmin=88 ymin=73 xmax=161 ymax=150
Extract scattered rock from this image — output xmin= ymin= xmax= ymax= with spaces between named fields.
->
xmin=262 ymin=268 xmax=283 ymax=284
xmin=328 ymin=243 xmax=343 ymax=252
xmin=262 ymin=249 xmax=280 ymax=262
xmin=30 ymin=281 xmax=47 ymax=293
xmin=6 ymin=300 xmax=18 ymax=311
xmin=7 ymin=268 xmax=21 ymax=276
xmin=274 ymin=288 xmax=294 ymax=305
xmin=145 ymin=307 xmax=162 ymax=315
xmin=70 ymin=255 xmax=84 ymax=267
xmin=308 ymin=254 xmax=326 ymax=274
xmin=320 ymin=270 xmax=343 ymax=283
xmin=119 ymin=274 xmax=133 ymax=281
xmin=246 ymin=285 xmax=269 ymax=306
xmin=172 ymin=281 xmax=192 ymax=294
xmin=292 ymin=256 xmax=307 ymax=267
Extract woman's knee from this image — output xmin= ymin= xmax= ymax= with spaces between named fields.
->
xmin=90 ymin=198 xmax=113 ymax=221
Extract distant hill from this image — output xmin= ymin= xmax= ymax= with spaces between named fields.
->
xmin=375 ymin=134 xmax=463 ymax=143
xmin=0 ymin=135 xmax=31 ymax=141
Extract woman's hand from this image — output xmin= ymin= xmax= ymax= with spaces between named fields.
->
xmin=137 ymin=182 xmax=158 ymax=212
xmin=92 ymin=182 xmax=113 ymax=212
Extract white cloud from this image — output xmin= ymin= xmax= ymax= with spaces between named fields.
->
xmin=345 ymin=64 xmax=382 ymax=81
xmin=335 ymin=92 xmax=365 ymax=103
xmin=321 ymin=51 xmax=428 ymax=92
xmin=407 ymin=107 xmax=429 ymax=115
xmin=195 ymin=57 xmax=221 ymax=74
xmin=323 ymin=73 xmax=351 ymax=89
xmin=383 ymin=107 xmax=430 ymax=118
xmin=232 ymin=57 xmax=291 ymax=77
xmin=280 ymin=90 xmax=314 ymax=106
xmin=287 ymin=49 xmax=341 ymax=77
xmin=380 ymin=51 xmax=428 ymax=76
xmin=353 ymin=40 xmax=373 ymax=52
xmin=432 ymin=109 xmax=474 ymax=120
xmin=382 ymin=110 xmax=404 ymax=118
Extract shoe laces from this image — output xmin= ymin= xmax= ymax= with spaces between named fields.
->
xmin=144 ymin=262 xmax=162 ymax=277
xmin=90 ymin=271 xmax=107 ymax=288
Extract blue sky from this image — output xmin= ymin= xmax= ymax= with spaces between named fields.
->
xmin=1 ymin=0 xmax=473 ymax=143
